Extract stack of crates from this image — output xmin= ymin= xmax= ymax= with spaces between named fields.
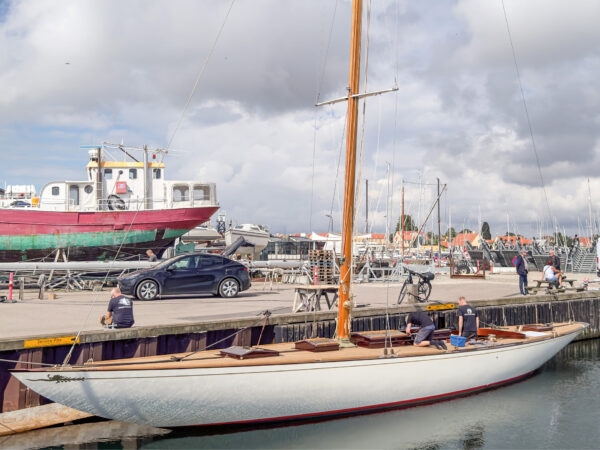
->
xmin=308 ymin=250 xmax=336 ymax=285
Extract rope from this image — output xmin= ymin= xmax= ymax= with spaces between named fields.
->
xmin=0 ymin=358 xmax=58 ymax=367
xmin=501 ymin=0 xmax=553 ymax=226
xmin=62 ymin=201 xmax=146 ymax=367
xmin=166 ymin=0 xmax=236 ymax=151
xmin=256 ymin=310 xmax=271 ymax=346
xmin=178 ymin=310 xmax=273 ymax=361
xmin=353 ymin=0 xmax=372 ymax=233
xmin=310 ymin=0 xmax=339 ymax=231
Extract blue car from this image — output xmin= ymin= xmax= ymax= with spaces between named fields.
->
xmin=118 ymin=253 xmax=251 ymax=300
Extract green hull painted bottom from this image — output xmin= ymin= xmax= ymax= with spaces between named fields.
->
xmin=0 ymin=229 xmax=190 ymax=261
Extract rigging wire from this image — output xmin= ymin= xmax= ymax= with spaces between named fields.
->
xmin=329 ymin=116 xmax=348 ymax=233
xmin=166 ymin=0 xmax=236 ymax=151
xmin=310 ymin=0 xmax=339 ymax=232
xmin=500 ymin=0 xmax=553 ymax=229
xmin=62 ymin=187 xmax=146 ymax=367
xmin=353 ymin=0 xmax=372 ymax=232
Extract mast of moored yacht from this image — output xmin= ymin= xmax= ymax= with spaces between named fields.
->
xmin=338 ymin=0 xmax=363 ymax=341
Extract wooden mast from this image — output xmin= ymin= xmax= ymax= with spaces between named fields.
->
xmin=338 ymin=0 xmax=363 ymax=340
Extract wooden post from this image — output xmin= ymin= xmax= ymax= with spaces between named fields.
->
xmin=38 ymin=274 xmax=46 ymax=300
xmin=19 ymin=277 xmax=24 ymax=301
xmin=401 ymin=182 xmax=405 ymax=259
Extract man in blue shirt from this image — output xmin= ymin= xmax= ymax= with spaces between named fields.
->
xmin=515 ymin=250 xmax=529 ymax=295
xmin=101 ymin=287 xmax=134 ymax=328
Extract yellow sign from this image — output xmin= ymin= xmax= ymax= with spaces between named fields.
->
xmin=426 ymin=303 xmax=456 ymax=311
xmin=24 ymin=336 xmax=80 ymax=348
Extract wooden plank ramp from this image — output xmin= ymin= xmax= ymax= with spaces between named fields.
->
xmin=0 ymin=403 xmax=92 ymax=436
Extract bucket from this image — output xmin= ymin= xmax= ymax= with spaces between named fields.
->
xmin=450 ymin=335 xmax=466 ymax=347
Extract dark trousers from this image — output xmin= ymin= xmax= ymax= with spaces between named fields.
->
xmin=519 ymin=273 xmax=528 ymax=295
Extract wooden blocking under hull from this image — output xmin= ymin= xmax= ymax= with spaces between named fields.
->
xmin=220 ymin=346 xmax=280 ymax=360
xmin=294 ymin=338 xmax=340 ymax=352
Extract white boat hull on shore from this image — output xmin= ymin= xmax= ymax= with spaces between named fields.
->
xmin=11 ymin=326 xmax=584 ymax=427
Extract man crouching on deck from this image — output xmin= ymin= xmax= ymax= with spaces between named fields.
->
xmin=406 ymin=310 xmax=447 ymax=350
xmin=100 ymin=287 xmax=135 ymax=329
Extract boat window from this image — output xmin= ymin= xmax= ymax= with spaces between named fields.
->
xmin=153 ymin=168 xmax=161 ymax=179
xmin=193 ymin=185 xmax=210 ymax=201
xmin=84 ymin=185 xmax=93 ymax=194
xmin=173 ymin=185 xmax=190 ymax=202
xmin=51 ymin=186 xmax=60 ymax=196
xmin=104 ymin=169 xmax=113 ymax=179
xmin=129 ymin=169 xmax=137 ymax=180
xmin=69 ymin=185 xmax=80 ymax=206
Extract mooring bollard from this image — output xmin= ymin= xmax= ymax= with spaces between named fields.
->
xmin=38 ymin=274 xmax=46 ymax=300
xmin=19 ymin=276 xmax=25 ymax=300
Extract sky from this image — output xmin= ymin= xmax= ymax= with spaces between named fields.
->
xmin=1 ymin=0 xmax=599 ymax=238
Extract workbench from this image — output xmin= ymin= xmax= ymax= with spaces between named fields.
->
xmin=292 ymin=285 xmax=339 ymax=312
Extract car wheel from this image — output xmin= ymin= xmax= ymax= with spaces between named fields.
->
xmin=219 ymin=278 xmax=240 ymax=298
xmin=136 ymin=279 xmax=159 ymax=300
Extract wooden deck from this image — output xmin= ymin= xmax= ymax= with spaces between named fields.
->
xmin=39 ymin=322 xmax=584 ymax=372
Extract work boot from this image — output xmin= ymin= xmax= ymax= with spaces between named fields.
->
xmin=439 ymin=340 xmax=448 ymax=350
xmin=431 ymin=340 xmax=442 ymax=350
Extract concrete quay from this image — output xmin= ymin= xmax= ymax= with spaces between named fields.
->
xmin=0 ymin=271 xmax=594 ymax=343
xmin=1 ymin=270 xmax=599 ymax=414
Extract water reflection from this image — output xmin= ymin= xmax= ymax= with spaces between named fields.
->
xmin=19 ymin=339 xmax=600 ymax=449
xmin=1 ymin=420 xmax=169 ymax=450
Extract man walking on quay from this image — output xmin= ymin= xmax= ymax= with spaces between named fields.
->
xmin=515 ymin=249 xmax=529 ymax=295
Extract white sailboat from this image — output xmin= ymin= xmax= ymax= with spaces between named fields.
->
xmin=11 ymin=0 xmax=587 ymax=428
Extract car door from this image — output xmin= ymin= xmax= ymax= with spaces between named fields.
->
xmin=162 ymin=255 xmax=202 ymax=294
xmin=195 ymin=255 xmax=224 ymax=292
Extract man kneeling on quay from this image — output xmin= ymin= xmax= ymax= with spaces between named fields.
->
xmin=406 ymin=310 xmax=447 ymax=350
xmin=100 ymin=287 xmax=135 ymax=329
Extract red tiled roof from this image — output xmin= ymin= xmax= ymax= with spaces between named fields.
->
xmin=451 ymin=233 xmax=478 ymax=247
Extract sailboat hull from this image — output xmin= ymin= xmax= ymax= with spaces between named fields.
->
xmin=11 ymin=326 xmax=584 ymax=427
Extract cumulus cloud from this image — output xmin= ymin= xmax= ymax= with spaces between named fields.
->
xmin=1 ymin=0 xmax=599 ymax=237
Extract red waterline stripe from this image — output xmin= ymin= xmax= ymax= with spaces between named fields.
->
xmin=194 ymin=371 xmax=534 ymax=427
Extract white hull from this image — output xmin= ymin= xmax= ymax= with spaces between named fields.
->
xmin=12 ymin=326 xmax=583 ymax=427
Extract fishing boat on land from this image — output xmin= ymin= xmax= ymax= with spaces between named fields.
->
xmin=0 ymin=143 xmax=219 ymax=261
xmin=10 ymin=0 xmax=588 ymax=428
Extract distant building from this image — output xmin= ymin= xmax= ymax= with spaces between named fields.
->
xmin=451 ymin=232 xmax=481 ymax=248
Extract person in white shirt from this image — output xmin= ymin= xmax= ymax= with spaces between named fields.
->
xmin=542 ymin=258 xmax=562 ymax=287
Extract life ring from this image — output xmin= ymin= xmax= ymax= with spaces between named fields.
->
xmin=107 ymin=194 xmax=127 ymax=211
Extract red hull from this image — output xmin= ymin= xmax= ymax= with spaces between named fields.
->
xmin=0 ymin=207 xmax=219 ymax=235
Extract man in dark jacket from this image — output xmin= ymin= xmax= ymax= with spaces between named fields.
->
xmin=549 ymin=249 xmax=561 ymax=271
xmin=406 ymin=310 xmax=447 ymax=350
xmin=515 ymin=250 xmax=529 ymax=295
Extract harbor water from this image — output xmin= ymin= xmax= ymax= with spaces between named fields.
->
xmin=19 ymin=339 xmax=600 ymax=449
